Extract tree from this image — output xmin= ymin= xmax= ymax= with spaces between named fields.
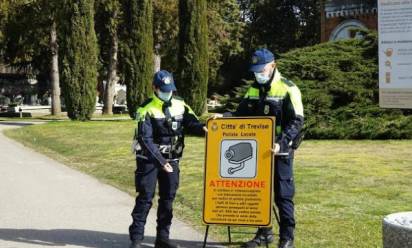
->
xmin=120 ymin=0 xmax=154 ymax=118
xmin=95 ymin=0 xmax=121 ymax=115
xmin=207 ymin=0 xmax=244 ymax=90
xmin=294 ymin=0 xmax=321 ymax=47
xmin=0 ymin=0 xmax=10 ymax=59
xmin=239 ymin=0 xmax=320 ymax=53
xmin=60 ymin=0 xmax=98 ymax=120
xmin=178 ymin=0 xmax=209 ymax=115
xmin=151 ymin=0 xmax=244 ymax=93
xmin=3 ymin=0 xmax=62 ymax=114
xmin=153 ymin=0 xmax=179 ymax=72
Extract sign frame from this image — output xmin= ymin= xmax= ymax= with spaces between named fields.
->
xmin=202 ymin=117 xmax=275 ymax=227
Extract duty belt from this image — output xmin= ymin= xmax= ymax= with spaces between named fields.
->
xmin=136 ymin=144 xmax=180 ymax=161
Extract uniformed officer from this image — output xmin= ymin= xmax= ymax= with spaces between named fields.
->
xmin=129 ymin=70 xmax=207 ymax=248
xmin=219 ymin=48 xmax=304 ymax=248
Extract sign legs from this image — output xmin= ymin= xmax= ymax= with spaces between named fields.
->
xmin=202 ymin=226 xmax=233 ymax=248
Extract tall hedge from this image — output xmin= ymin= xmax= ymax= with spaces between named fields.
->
xmin=177 ymin=0 xmax=209 ymax=115
xmin=229 ymin=31 xmax=412 ymax=139
xmin=121 ymin=0 xmax=154 ymax=119
xmin=60 ymin=0 xmax=98 ymax=121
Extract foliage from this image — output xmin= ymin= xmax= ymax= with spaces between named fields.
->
xmin=2 ymin=1 xmax=50 ymax=74
xmin=2 ymin=0 xmax=63 ymax=98
xmin=220 ymin=0 xmax=322 ymax=94
xmin=239 ymin=0 xmax=321 ymax=54
xmin=177 ymin=0 xmax=209 ymax=115
xmin=150 ymin=0 xmax=244 ymax=93
xmin=206 ymin=0 xmax=244 ymax=89
xmin=59 ymin=0 xmax=98 ymax=120
xmin=120 ymin=0 xmax=154 ymax=118
xmin=0 ymin=0 xmax=10 ymax=58
xmin=95 ymin=0 xmax=121 ymax=77
xmin=229 ymin=31 xmax=412 ymax=139
xmin=152 ymin=0 xmax=179 ymax=71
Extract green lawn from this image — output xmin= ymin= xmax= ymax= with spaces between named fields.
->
xmin=4 ymin=121 xmax=412 ymax=248
xmin=0 ymin=113 xmax=131 ymax=122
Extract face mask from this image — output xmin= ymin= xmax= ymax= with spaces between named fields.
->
xmin=157 ymin=90 xmax=173 ymax=102
xmin=254 ymin=72 xmax=271 ymax=84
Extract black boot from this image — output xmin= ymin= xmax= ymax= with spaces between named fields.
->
xmin=154 ymin=237 xmax=178 ymax=248
xmin=129 ymin=240 xmax=143 ymax=248
xmin=242 ymin=228 xmax=274 ymax=248
xmin=278 ymin=239 xmax=294 ymax=248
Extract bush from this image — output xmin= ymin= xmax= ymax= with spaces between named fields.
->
xmin=227 ymin=31 xmax=412 ymax=139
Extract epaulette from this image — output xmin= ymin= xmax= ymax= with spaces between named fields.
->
xmin=139 ymin=98 xmax=153 ymax=107
xmin=135 ymin=98 xmax=153 ymax=121
xmin=281 ymin=77 xmax=295 ymax=87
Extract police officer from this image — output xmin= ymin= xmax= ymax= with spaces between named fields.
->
xmin=129 ymin=70 xmax=206 ymax=248
xmin=220 ymin=48 xmax=304 ymax=248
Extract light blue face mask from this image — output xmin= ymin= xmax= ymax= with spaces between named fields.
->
xmin=157 ymin=90 xmax=173 ymax=102
xmin=254 ymin=72 xmax=271 ymax=84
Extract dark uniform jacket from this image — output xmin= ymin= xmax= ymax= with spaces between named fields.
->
xmin=227 ymin=69 xmax=304 ymax=153
xmin=134 ymin=94 xmax=204 ymax=166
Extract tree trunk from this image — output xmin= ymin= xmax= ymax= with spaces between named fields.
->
xmin=103 ymin=30 xmax=118 ymax=115
xmin=50 ymin=19 xmax=61 ymax=115
xmin=154 ymin=52 xmax=161 ymax=72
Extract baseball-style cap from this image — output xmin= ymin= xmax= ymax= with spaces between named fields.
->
xmin=153 ymin=70 xmax=177 ymax=92
xmin=249 ymin=48 xmax=275 ymax=72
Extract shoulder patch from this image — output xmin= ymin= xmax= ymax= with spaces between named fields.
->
xmin=281 ymin=78 xmax=295 ymax=87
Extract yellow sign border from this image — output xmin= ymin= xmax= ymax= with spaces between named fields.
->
xmin=202 ymin=117 xmax=275 ymax=227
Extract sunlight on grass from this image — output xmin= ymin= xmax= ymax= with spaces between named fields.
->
xmin=4 ymin=122 xmax=412 ymax=247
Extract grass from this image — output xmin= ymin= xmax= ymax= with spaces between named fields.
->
xmin=0 ymin=113 xmax=131 ymax=122
xmin=4 ymin=121 xmax=412 ymax=248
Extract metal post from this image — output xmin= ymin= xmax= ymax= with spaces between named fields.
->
xmin=227 ymin=226 xmax=232 ymax=244
xmin=202 ymin=225 xmax=210 ymax=248
xmin=273 ymin=205 xmax=280 ymax=226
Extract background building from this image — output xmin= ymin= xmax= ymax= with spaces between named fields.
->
xmin=0 ymin=64 xmax=38 ymax=108
xmin=321 ymin=0 xmax=377 ymax=42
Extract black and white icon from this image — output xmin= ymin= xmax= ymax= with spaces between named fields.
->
xmin=220 ymin=140 xmax=257 ymax=178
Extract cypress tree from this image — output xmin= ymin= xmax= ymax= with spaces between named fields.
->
xmin=121 ymin=0 xmax=154 ymax=119
xmin=60 ymin=0 xmax=98 ymax=120
xmin=178 ymin=0 xmax=209 ymax=115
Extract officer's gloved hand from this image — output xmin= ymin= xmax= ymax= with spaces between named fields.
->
xmin=277 ymin=139 xmax=290 ymax=156
xmin=271 ymin=143 xmax=280 ymax=154
xmin=162 ymin=162 xmax=173 ymax=173
xmin=211 ymin=113 xmax=223 ymax=119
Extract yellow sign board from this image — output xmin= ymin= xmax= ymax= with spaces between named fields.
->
xmin=203 ymin=117 xmax=275 ymax=226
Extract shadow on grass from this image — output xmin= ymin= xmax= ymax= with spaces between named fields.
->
xmin=0 ymin=122 xmax=35 ymax=127
xmin=0 ymin=228 xmax=226 ymax=248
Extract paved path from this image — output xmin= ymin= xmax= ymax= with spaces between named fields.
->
xmin=0 ymin=123 xmax=222 ymax=248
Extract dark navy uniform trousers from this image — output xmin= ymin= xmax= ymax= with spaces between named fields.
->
xmin=129 ymin=158 xmax=180 ymax=241
xmin=274 ymin=152 xmax=295 ymax=241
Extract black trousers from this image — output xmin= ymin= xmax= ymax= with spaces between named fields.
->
xmin=260 ymin=154 xmax=295 ymax=241
xmin=129 ymin=158 xmax=180 ymax=241
xmin=274 ymin=154 xmax=296 ymax=241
